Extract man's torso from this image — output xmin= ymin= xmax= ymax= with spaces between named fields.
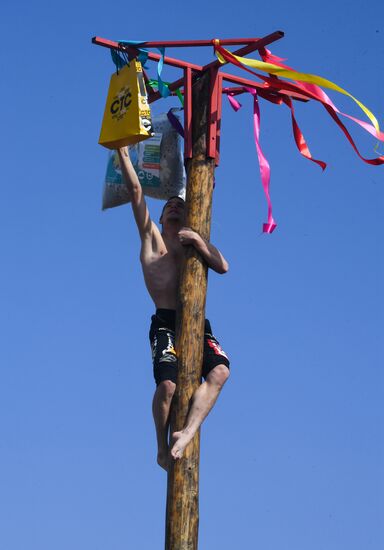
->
xmin=140 ymin=222 xmax=183 ymax=309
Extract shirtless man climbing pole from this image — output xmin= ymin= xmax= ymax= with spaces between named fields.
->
xmin=118 ymin=147 xmax=230 ymax=471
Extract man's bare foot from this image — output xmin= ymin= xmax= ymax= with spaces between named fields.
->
xmin=157 ymin=450 xmax=169 ymax=471
xmin=170 ymin=430 xmax=194 ymax=460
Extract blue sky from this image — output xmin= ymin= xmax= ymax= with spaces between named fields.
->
xmin=1 ymin=1 xmax=383 ymax=549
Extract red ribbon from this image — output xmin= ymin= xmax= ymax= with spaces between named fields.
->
xmin=281 ymin=96 xmax=327 ymax=171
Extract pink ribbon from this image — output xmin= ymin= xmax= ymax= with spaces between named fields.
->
xmin=227 ymin=93 xmax=242 ymax=111
xmin=245 ymin=87 xmax=277 ymax=233
xmin=225 ymin=87 xmax=276 ymax=233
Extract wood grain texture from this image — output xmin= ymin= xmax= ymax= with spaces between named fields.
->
xmin=165 ymin=70 xmax=214 ymax=550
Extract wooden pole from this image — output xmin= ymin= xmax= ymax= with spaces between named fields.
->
xmin=165 ymin=70 xmax=214 ymax=550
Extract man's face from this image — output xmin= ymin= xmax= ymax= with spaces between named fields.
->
xmin=160 ymin=197 xmax=186 ymax=224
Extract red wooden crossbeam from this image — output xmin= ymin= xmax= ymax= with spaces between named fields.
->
xmin=92 ymin=37 xmax=204 ymax=71
xmin=103 ymin=37 xmax=283 ymax=48
xmin=215 ymin=74 xmax=223 ymax=165
xmin=92 ymin=32 xmax=284 ymax=73
xmin=207 ymin=69 xmax=220 ymax=162
xmin=221 ymin=73 xmax=308 ymax=102
xmin=184 ymin=68 xmax=193 ymax=159
xmin=92 ymin=33 xmax=288 ymax=164
xmin=201 ymin=31 xmax=284 ymax=72
xmin=147 ymin=73 xmax=308 ymax=104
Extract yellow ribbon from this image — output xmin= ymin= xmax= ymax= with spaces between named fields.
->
xmin=215 ymin=44 xmax=380 ymax=136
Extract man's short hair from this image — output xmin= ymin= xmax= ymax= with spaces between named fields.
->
xmin=160 ymin=196 xmax=185 ymax=219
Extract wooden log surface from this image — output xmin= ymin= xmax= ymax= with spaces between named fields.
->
xmin=165 ymin=70 xmax=215 ymax=550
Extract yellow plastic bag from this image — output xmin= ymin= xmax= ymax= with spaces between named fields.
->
xmin=99 ymin=60 xmax=153 ymax=149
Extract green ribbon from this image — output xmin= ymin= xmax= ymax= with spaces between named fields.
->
xmin=148 ymin=79 xmax=184 ymax=106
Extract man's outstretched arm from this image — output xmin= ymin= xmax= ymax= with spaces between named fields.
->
xmin=178 ymin=227 xmax=229 ymax=274
xmin=117 ymin=147 xmax=152 ymax=239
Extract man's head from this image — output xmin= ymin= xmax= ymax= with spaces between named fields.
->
xmin=159 ymin=196 xmax=186 ymax=226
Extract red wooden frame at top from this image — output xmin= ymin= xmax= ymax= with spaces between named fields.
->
xmin=92 ymin=32 xmax=305 ymax=165
xmin=96 ymin=37 xmax=282 ymax=48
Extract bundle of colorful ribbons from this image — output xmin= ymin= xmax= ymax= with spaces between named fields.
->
xmin=112 ymin=39 xmax=383 ymax=233
xmin=213 ymin=40 xmax=384 ymax=232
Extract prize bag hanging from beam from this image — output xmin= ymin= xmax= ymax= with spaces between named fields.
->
xmin=99 ymin=59 xmax=154 ymax=149
xmin=102 ymin=110 xmax=186 ymax=210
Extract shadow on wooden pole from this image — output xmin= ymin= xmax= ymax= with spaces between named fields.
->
xmin=165 ymin=70 xmax=214 ymax=550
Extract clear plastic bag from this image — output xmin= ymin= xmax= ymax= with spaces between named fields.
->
xmin=102 ymin=110 xmax=186 ymax=210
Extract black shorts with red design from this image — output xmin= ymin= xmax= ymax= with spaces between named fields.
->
xmin=149 ymin=309 xmax=230 ymax=386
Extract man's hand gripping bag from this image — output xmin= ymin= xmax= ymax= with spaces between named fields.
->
xmin=99 ymin=60 xmax=153 ymax=149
